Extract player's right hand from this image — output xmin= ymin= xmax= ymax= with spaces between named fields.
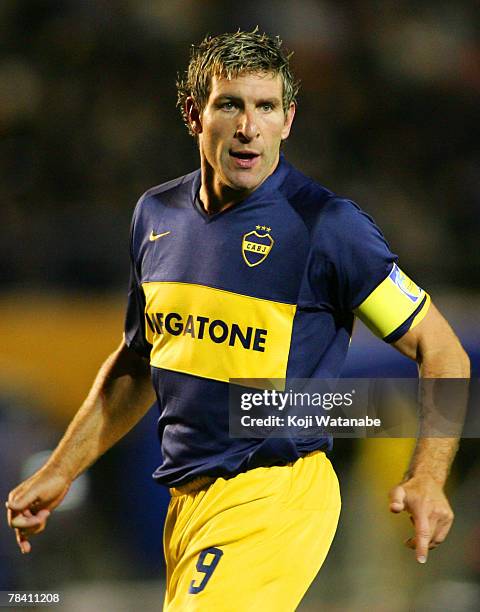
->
xmin=6 ymin=466 xmax=71 ymax=554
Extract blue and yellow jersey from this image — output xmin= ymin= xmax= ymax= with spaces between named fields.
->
xmin=125 ymin=155 xmax=429 ymax=487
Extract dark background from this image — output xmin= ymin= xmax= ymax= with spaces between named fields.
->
xmin=1 ymin=0 xmax=479 ymax=292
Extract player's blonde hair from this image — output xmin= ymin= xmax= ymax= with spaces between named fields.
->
xmin=176 ymin=28 xmax=300 ymax=136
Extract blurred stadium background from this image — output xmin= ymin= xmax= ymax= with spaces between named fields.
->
xmin=0 ymin=1 xmax=479 ymax=610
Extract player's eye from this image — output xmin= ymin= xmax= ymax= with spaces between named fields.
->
xmin=260 ymin=103 xmax=274 ymax=112
xmin=220 ymin=101 xmax=236 ymax=111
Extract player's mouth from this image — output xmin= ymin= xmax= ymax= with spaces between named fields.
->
xmin=229 ymin=150 xmax=260 ymax=169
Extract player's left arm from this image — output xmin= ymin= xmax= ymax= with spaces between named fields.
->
xmin=388 ymin=301 xmax=470 ymax=563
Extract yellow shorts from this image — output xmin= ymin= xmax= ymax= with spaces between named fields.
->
xmin=163 ymin=451 xmax=341 ymax=611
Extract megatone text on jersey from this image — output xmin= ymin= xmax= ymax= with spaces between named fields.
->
xmin=145 ymin=311 xmax=268 ymax=352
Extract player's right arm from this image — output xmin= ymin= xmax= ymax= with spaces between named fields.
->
xmin=6 ymin=337 xmax=155 ymax=554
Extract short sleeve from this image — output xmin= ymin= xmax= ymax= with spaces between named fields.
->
xmin=314 ymin=198 xmax=430 ymax=342
xmin=124 ymin=267 xmax=151 ymax=358
xmin=124 ymin=206 xmax=152 ymax=359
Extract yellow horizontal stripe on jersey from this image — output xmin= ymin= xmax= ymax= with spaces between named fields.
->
xmin=142 ymin=282 xmax=297 ymax=383
xmin=354 ymin=266 xmax=429 ymax=339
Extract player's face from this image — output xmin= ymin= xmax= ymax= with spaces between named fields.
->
xmin=193 ymin=73 xmax=295 ymax=197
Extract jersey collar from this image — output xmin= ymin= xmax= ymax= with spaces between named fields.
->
xmin=190 ymin=154 xmax=291 ymax=222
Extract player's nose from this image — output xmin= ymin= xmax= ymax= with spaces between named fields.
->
xmin=235 ymin=110 xmax=259 ymax=141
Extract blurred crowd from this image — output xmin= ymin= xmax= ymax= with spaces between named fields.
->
xmin=1 ymin=0 xmax=479 ymax=291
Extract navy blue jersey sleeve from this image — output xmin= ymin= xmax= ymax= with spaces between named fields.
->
xmin=124 ymin=202 xmax=152 ymax=358
xmin=124 ymin=266 xmax=151 ymax=358
xmin=312 ymin=198 xmax=429 ymax=339
xmin=313 ymin=198 xmax=397 ymax=312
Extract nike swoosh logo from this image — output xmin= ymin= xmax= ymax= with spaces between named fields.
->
xmin=149 ymin=230 xmax=171 ymax=241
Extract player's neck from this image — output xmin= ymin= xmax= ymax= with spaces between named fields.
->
xmin=198 ymin=184 xmax=250 ymax=216
xmin=198 ymin=167 xmax=253 ymax=216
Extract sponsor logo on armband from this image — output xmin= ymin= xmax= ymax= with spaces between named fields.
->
xmin=389 ymin=263 xmax=423 ymax=302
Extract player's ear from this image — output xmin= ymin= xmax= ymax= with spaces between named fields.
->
xmin=186 ymin=97 xmax=203 ymax=135
xmin=281 ymin=102 xmax=296 ymax=140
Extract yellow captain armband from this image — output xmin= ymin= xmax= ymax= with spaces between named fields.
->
xmin=353 ymin=263 xmax=431 ymax=339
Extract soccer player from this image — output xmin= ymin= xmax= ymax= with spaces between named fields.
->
xmin=6 ymin=30 xmax=470 ymax=610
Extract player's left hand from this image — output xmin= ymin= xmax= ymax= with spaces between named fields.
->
xmin=388 ymin=475 xmax=454 ymax=564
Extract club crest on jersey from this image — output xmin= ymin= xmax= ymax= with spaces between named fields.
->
xmin=242 ymin=225 xmax=274 ymax=267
